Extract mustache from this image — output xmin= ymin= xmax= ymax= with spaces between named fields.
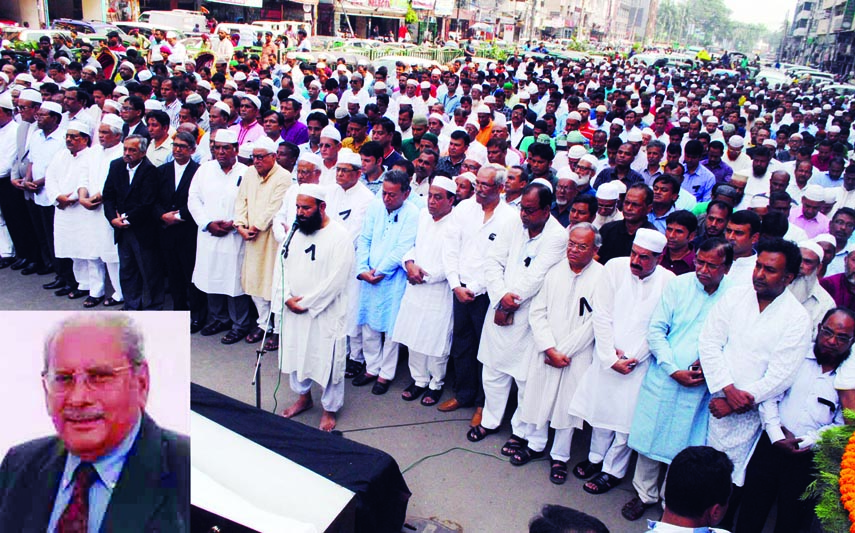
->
xmin=63 ymin=409 xmax=104 ymax=421
xmin=630 ymin=263 xmax=642 ymax=270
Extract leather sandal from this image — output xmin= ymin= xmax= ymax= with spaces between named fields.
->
xmin=583 ymin=472 xmax=622 ymax=495
xmin=501 ymin=435 xmax=527 ymax=457
xmin=466 ymin=424 xmax=499 ymax=442
xmin=573 ymin=459 xmax=603 ymax=479
xmin=221 ymin=330 xmax=245 ymax=345
xmin=549 ymin=459 xmax=568 ymax=485
xmin=621 ymin=496 xmax=657 ymax=521
xmin=245 ymin=327 xmax=265 ymax=343
xmin=510 ymin=446 xmax=546 ymax=466
xmin=401 ymin=383 xmax=427 ymax=401
xmin=420 ymin=388 xmax=443 ymax=406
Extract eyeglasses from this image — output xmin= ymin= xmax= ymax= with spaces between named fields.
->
xmin=42 ymin=364 xmax=135 ymax=394
xmin=819 ymin=326 xmax=853 ymax=344
xmin=319 ymin=143 xmax=337 ymax=149
xmin=521 ymin=206 xmax=544 ymax=215
xmin=336 ymin=167 xmax=357 ymax=173
xmin=65 ymin=133 xmax=82 ymax=140
xmin=173 ymin=143 xmax=191 ymax=149
xmin=251 ymin=153 xmax=273 ymax=160
xmin=474 ymin=180 xmax=496 ymax=189
xmin=567 ymin=241 xmax=590 ymax=251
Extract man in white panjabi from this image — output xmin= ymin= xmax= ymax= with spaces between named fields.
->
xmin=279 ymin=183 xmax=355 ymax=432
xmin=568 ymin=228 xmax=675 ymax=495
xmin=698 ymin=237 xmax=811 ymax=528
xmin=45 ymin=119 xmax=94 ymax=302
xmin=519 ymin=222 xmax=604 ymax=484
xmin=465 ymin=181 xmax=568 ymax=468
xmin=325 ymin=150 xmax=375 ymax=379
xmin=789 ymin=240 xmax=835 ymax=339
xmin=76 ymin=114 xmax=125 ymax=307
xmin=188 ymin=129 xmax=255 ymax=344
xmin=392 ymin=176 xmax=457 ymax=406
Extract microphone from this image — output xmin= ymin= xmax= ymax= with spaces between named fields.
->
xmin=281 ymin=217 xmax=300 ymax=259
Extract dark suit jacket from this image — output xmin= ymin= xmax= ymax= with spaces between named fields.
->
xmin=514 ymin=125 xmax=534 ymax=150
xmin=123 ymin=121 xmax=150 ymax=141
xmin=153 ymin=159 xmax=200 ymax=229
xmin=102 ymin=158 xmax=159 ymax=247
xmin=0 ymin=413 xmax=190 ymax=532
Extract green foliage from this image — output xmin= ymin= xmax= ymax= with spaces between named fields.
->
xmin=405 ymin=4 xmax=418 ymax=24
xmin=807 ymin=411 xmax=855 ymax=532
xmin=655 ymin=0 xmax=775 ymax=52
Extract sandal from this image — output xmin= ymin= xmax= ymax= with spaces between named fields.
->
xmin=264 ymin=333 xmax=279 ymax=351
xmin=420 ymin=388 xmax=443 ymax=406
xmin=583 ymin=472 xmax=622 ymax=495
xmin=221 ymin=330 xmax=245 ymax=345
xmin=501 ymin=435 xmax=528 ymax=457
xmin=621 ymin=496 xmax=657 ymax=521
xmin=401 ymin=383 xmax=427 ymax=401
xmin=573 ymin=459 xmax=603 ymax=479
xmin=549 ymin=459 xmax=568 ymax=485
xmin=510 ymin=446 xmax=546 ymax=466
xmin=466 ymin=424 xmax=499 ymax=442
xmin=245 ymin=327 xmax=265 ymax=343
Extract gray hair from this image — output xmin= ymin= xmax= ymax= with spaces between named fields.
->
xmin=43 ymin=314 xmax=146 ymax=373
xmin=482 ymin=163 xmax=507 ymax=187
xmin=647 ymin=139 xmax=666 ymax=153
xmin=174 ymin=130 xmax=197 ymax=149
xmin=568 ymin=222 xmax=603 ymax=248
xmin=125 ymin=134 xmax=148 ymax=152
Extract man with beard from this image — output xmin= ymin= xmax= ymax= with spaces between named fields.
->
xmin=789 ymin=241 xmax=835 ymax=338
xmin=699 ymin=238 xmax=811 ymax=529
xmin=736 ymin=307 xmax=854 ymax=531
xmin=820 ymin=249 xmax=855 ymax=311
xmin=745 ymin=145 xmax=773 ymax=198
xmin=569 ymin=228 xmax=674 ymax=495
xmin=621 ymin=238 xmax=733 ymax=521
xmin=392 ymin=176 xmax=457 ymax=406
xmin=789 ymin=185 xmax=829 ymax=239
xmin=593 ymin=182 xmax=623 ymax=229
xmin=821 ymin=208 xmax=855 ymax=276
xmin=278 ymin=184 xmax=355 ymax=432
xmin=694 ymin=200 xmax=732 ymax=247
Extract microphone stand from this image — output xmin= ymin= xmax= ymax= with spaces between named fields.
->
xmin=251 ymin=219 xmax=300 ymax=409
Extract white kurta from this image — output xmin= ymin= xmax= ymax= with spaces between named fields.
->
xmin=80 ymin=143 xmax=123 ymax=263
xmin=188 ymin=161 xmax=248 ymax=296
xmin=520 ymin=259 xmax=603 ymax=430
xmin=698 ymin=286 xmax=812 ymax=485
xmin=477 ymin=215 xmax=568 ymax=380
xmin=568 ymin=260 xmax=674 ymax=433
xmin=391 ymin=208 xmax=454 ymax=357
xmin=45 ymin=147 xmax=97 ymax=260
xmin=278 ymin=220 xmax=355 ymax=386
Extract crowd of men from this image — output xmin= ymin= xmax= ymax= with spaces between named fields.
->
xmin=4 ymin=37 xmax=855 ymax=531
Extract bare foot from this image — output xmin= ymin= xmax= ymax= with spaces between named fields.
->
xmin=282 ymin=395 xmax=313 ymax=418
xmin=319 ymin=410 xmax=337 ymax=432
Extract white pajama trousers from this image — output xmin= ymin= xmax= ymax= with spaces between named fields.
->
xmin=549 ymin=427 xmax=576 ymax=463
xmin=588 ymin=427 xmax=632 ymax=479
xmin=252 ymin=296 xmax=271 ymax=329
xmin=408 ymin=350 xmax=448 ymax=390
xmin=362 ymin=325 xmax=399 ymax=380
xmin=289 ymin=372 xmax=345 ymax=412
xmin=481 ymin=364 xmax=548 ymax=452
xmin=73 ymin=258 xmax=118 ymax=298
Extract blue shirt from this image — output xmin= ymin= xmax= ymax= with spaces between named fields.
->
xmin=682 ymin=164 xmax=716 ymax=202
xmin=48 ymin=416 xmax=142 ymax=533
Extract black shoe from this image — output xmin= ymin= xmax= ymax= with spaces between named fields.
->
xmin=67 ymin=289 xmax=89 ymax=300
xmin=54 ymin=286 xmax=73 ymax=297
xmin=190 ymin=320 xmax=204 ymax=334
xmin=20 ymin=263 xmax=39 ymax=275
xmin=345 ymin=359 xmax=366 ymax=379
xmin=10 ymin=257 xmax=29 ymax=270
xmin=352 ymin=372 xmax=378 ymax=387
xmin=201 ymin=320 xmax=231 ymax=336
xmin=36 ymin=265 xmax=55 ymax=276
xmin=371 ymin=380 xmax=391 ymax=395
xmin=0 ymin=257 xmax=15 ymax=269
xmin=43 ymin=278 xmax=64 ymax=290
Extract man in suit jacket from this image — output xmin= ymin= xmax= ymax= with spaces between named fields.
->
xmin=102 ymin=135 xmax=164 ymax=310
xmin=120 ymin=96 xmax=150 ymax=141
xmin=154 ymin=131 xmax=206 ymax=332
xmin=0 ymin=314 xmax=190 ymax=532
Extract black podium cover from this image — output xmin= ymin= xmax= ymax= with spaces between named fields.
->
xmin=191 ymin=383 xmax=411 ymax=533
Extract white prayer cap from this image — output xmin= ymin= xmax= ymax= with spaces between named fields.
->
xmin=112 ymin=86 xmax=129 ymax=97
xmin=138 ymin=70 xmax=153 ymax=82
xmin=803 ymin=185 xmax=825 ymax=202
xmin=197 ymin=80 xmax=211 ymax=91
xmin=596 ymin=105 xmax=608 ymax=113
xmin=567 ymin=111 xmax=582 ymax=121
xmin=166 ymin=31 xmax=178 ymax=39
xmin=457 ymin=171 xmax=477 ymax=185
xmin=531 ymin=177 xmax=553 ymax=193
xmin=398 ymin=96 xmax=412 ymax=106
xmin=207 ymin=91 xmax=221 ymax=102
xmin=101 ymin=113 xmax=124 ymax=131
xmin=297 ymin=183 xmax=326 ymax=202
xmin=790 ymin=132 xmax=803 ymax=140
xmin=212 ymin=101 xmax=230 ymax=116
xmin=464 ymin=149 xmax=486 ymax=166
xmin=706 ymin=115 xmax=719 ymax=124
xmin=580 ymin=154 xmax=599 ymax=167
xmin=103 ymin=99 xmax=120 ymax=112
xmin=642 ymin=127 xmax=655 ymax=137
xmin=41 ymin=101 xmax=62 ymax=115
xmin=492 ymin=114 xmax=507 ymax=128
xmin=830 ymin=125 xmax=842 ymax=133
xmin=241 ymin=94 xmax=261 ymax=109
xmin=82 ymin=65 xmax=98 ymax=74
xmin=144 ymin=100 xmax=163 ymax=111
xmin=611 ymin=117 xmax=625 ymax=127
xmin=678 ymin=116 xmax=690 ymax=125
xmin=568 ymin=145 xmax=588 ymax=160
xmin=406 ymin=79 xmax=419 ymax=87
xmin=799 ymin=240 xmax=824 ymax=260
xmin=815 ymin=233 xmax=836 ymax=247
xmin=749 ymin=196 xmax=769 ymax=208
xmin=727 ymin=135 xmax=745 ymax=149
xmin=420 ymin=81 xmax=430 ymax=90
xmin=634 ymin=228 xmax=666 ymax=254
xmin=213 ymin=129 xmax=238 ymax=144
xmin=519 ymin=92 xmax=530 ymax=101
xmin=0 ymin=93 xmax=12 ymax=110
xmin=556 ymin=166 xmax=577 ymax=182
xmin=824 ymin=188 xmax=838 ymax=204
xmin=186 ymin=93 xmax=204 ymax=105
xmin=225 ymin=80 xmax=238 ymax=90
xmin=612 ymin=181 xmax=627 ymax=195
xmin=627 ymin=129 xmax=643 ymax=142
xmin=16 ymin=73 xmax=34 ymax=85
xmin=483 ymin=95 xmax=496 ymax=104
xmin=233 ymin=72 xmax=247 ymax=82
xmin=66 ymin=119 xmax=91 ymax=136
xmin=119 ymin=61 xmax=134 ymax=71
xmin=298 ymin=152 xmax=324 ymax=170
xmin=431 ymin=68 xmax=441 ymax=76
xmin=253 ymin=137 xmax=278 ymax=155
xmin=596 ymin=182 xmax=620 ymax=200
xmin=336 ymin=149 xmax=362 ymax=169
xmin=19 ymin=88 xmax=42 ymax=103
xmin=239 ymin=142 xmax=255 ymax=159
xmin=475 ymin=104 xmax=491 ymax=115
xmin=334 ymin=107 xmax=348 ymax=119
xmin=320 ymin=125 xmax=341 ymax=142
xmin=578 ymin=102 xmax=591 ymax=110
xmin=762 ymin=139 xmax=776 ymax=148
xmin=374 ymin=81 xmax=386 ymax=91
xmin=310 ymin=80 xmax=322 ymax=89
xmin=432 ymin=175 xmax=457 ymax=195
